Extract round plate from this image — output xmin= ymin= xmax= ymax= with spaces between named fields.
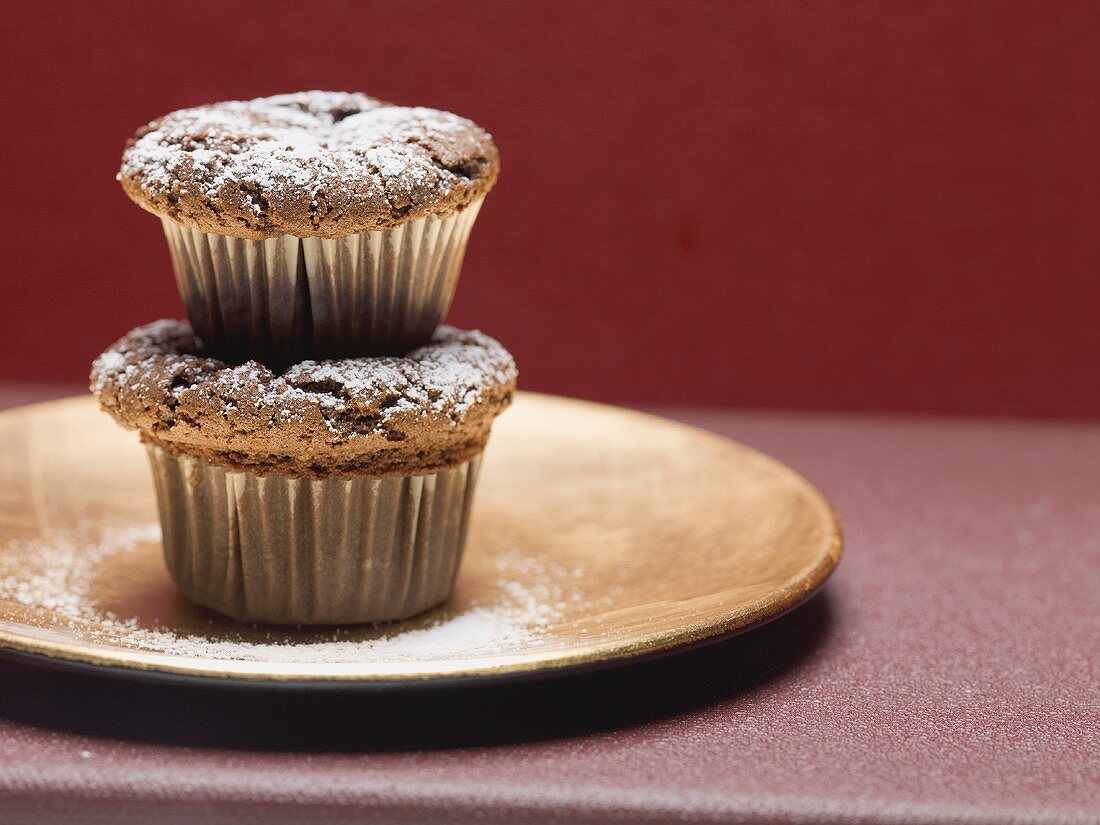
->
xmin=0 ymin=393 xmax=840 ymax=687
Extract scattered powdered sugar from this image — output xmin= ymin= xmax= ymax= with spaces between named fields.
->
xmin=90 ymin=321 xmax=517 ymax=437
xmin=115 ymin=602 xmax=542 ymax=664
xmin=0 ymin=523 xmax=587 ymax=665
xmin=0 ymin=523 xmax=162 ymax=622
xmin=119 ymin=91 xmax=490 ymax=216
xmin=283 ymin=325 xmax=515 ymax=420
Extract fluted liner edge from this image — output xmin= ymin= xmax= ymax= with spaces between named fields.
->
xmin=146 ymin=446 xmax=482 ymax=625
xmin=161 ymin=199 xmax=483 ymax=364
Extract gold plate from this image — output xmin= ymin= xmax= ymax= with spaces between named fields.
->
xmin=0 ymin=394 xmax=841 ymax=686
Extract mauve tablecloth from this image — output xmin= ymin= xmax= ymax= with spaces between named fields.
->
xmin=0 ymin=386 xmax=1096 ymax=824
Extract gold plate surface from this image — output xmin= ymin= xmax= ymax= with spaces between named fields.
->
xmin=0 ymin=393 xmax=841 ymax=685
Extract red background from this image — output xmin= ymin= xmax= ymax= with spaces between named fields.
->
xmin=2 ymin=1 xmax=1098 ymax=417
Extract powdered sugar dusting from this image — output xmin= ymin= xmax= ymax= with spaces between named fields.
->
xmin=0 ymin=523 xmax=161 ymax=622
xmin=89 ymin=320 xmax=518 ymax=466
xmin=120 ymin=94 xmax=472 ymax=198
xmin=92 ymin=321 xmax=515 ymax=429
xmin=118 ymin=91 xmax=496 ymax=235
xmin=0 ymin=524 xmax=586 ymax=665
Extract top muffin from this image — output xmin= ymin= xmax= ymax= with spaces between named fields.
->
xmin=118 ymin=91 xmax=500 ymax=239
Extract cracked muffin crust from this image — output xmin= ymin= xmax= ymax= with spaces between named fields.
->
xmin=118 ymin=91 xmax=500 ymax=239
xmin=90 ymin=320 xmax=517 ymax=478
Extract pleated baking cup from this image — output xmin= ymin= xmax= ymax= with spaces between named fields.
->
xmin=146 ymin=446 xmax=482 ymax=625
xmin=161 ymin=199 xmax=483 ymax=365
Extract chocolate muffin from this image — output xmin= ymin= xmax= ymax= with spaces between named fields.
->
xmin=91 ymin=320 xmax=517 ymax=625
xmin=118 ymin=91 xmax=500 ymax=365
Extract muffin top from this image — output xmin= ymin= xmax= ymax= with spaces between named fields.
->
xmin=91 ymin=320 xmax=517 ymax=478
xmin=118 ymin=91 xmax=500 ymax=239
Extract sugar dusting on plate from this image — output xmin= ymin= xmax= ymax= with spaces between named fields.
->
xmin=0 ymin=523 xmax=590 ymax=664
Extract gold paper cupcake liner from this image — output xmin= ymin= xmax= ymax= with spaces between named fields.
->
xmin=146 ymin=446 xmax=482 ymax=625
xmin=161 ymin=200 xmax=482 ymax=365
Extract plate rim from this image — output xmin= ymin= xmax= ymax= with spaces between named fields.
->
xmin=0 ymin=393 xmax=842 ymax=687
xmin=0 ymin=586 xmax=832 ymax=691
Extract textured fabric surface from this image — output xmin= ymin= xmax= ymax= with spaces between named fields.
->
xmin=0 ymin=388 xmax=1096 ymax=824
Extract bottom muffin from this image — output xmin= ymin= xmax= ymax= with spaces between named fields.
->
xmin=90 ymin=320 xmax=517 ymax=625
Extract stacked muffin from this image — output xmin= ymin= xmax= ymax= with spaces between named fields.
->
xmin=91 ymin=92 xmax=517 ymax=625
